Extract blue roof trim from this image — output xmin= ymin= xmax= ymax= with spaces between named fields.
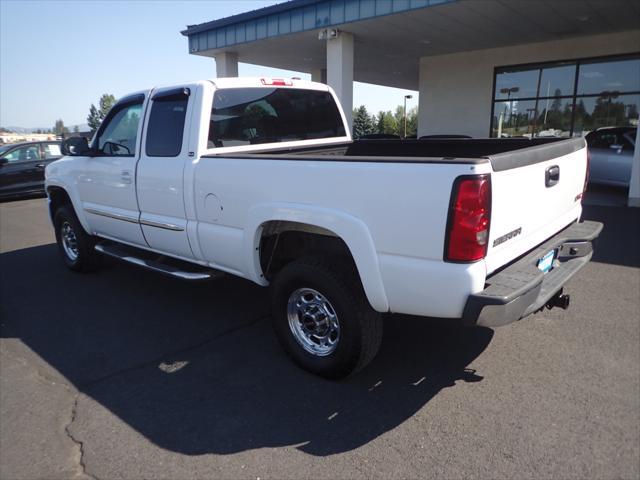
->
xmin=181 ymin=0 xmax=320 ymax=36
xmin=183 ymin=0 xmax=456 ymax=54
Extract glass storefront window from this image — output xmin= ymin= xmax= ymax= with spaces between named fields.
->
xmin=494 ymin=69 xmax=538 ymax=100
xmin=577 ymin=58 xmax=640 ymax=96
xmin=572 ymin=93 xmax=640 ymax=136
xmin=492 ymin=99 xmax=537 ymax=138
xmin=539 ymin=64 xmax=576 ymax=98
xmin=536 ymin=97 xmax=573 ymax=137
xmin=492 ymin=55 xmax=640 ymax=138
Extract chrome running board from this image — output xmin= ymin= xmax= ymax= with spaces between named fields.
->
xmin=95 ymin=243 xmax=224 ymax=281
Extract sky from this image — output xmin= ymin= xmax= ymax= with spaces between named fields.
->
xmin=0 ymin=0 xmax=418 ymax=129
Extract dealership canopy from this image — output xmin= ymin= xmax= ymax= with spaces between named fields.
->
xmin=182 ymin=0 xmax=640 ymax=205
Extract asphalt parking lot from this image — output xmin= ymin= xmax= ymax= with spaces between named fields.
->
xmin=0 ymin=197 xmax=638 ymax=480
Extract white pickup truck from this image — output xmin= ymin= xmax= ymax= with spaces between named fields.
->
xmin=45 ymin=77 xmax=602 ymax=378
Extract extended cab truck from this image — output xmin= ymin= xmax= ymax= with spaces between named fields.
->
xmin=45 ymin=78 xmax=602 ymax=379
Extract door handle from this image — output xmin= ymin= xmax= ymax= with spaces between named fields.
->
xmin=35 ymin=164 xmax=45 ymax=169
xmin=545 ymin=165 xmax=560 ymax=187
xmin=121 ymin=170 xmax=132 ymax=184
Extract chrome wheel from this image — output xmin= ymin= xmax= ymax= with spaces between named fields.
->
xmin=287 ymin=287 xmax=340 ymax=356
xmin=60 ymin=221 xmax=79 ymax=261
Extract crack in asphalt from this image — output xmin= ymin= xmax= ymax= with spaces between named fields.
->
xmin=0 ymin=346 xmax=94 ymax=479
xmin=5 ymin=314 xmax=269 ymax=479
xmin=64 ymin=395 xmax=98 ymax=480
xmin=58 ymin=314 xmax=269 ymax=480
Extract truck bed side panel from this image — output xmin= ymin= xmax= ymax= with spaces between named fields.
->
xmin=192 ymin=157 xmax=492 ymax=316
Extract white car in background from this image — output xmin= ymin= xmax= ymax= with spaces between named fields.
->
xmin=585 ymin=126 xmax=637 ymax=187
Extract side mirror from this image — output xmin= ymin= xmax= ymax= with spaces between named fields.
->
xmin=61 ymin=136 xmax=91 ymax=156
xmin=0 ymin=157 xmax=7 ymax=167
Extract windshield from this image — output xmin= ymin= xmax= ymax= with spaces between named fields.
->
xmin=208 ymin=87 xmax=346 ymax=148
xmin=0 ymin=144 xmax=13 ymax=155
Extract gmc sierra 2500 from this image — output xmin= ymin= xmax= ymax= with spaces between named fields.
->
xmin=46 ymin=78 xmax=602 ymax=378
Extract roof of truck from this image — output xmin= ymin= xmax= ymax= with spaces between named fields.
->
xmin=115 ymin=78 xmax=329 ymax=104
xmin=210 ymin=77 xmax=329 ymax=91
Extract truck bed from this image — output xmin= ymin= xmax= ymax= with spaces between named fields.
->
xmin=206 ymin=134 xmax=589 ymax=280
xmin=211 ymin=137 xmax=584 ymax=171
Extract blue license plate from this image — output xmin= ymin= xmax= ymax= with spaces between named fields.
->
xmin=537 ymin=249 xmax=555 ymax=273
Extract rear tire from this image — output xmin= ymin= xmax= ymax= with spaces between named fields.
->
xmin=53 ymin=205 xmax=101 ymax=272
xmin=270 ymin=256 xmax=383 ymax=379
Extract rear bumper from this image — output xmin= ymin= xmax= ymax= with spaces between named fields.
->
xmin=462 ymin=220 xmax=603 ymax=327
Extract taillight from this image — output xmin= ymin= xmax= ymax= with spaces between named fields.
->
xmin=445 ymin=175 xmax=492 ymax=262
xmin=260 ymin=78 xmax=292 ymax=86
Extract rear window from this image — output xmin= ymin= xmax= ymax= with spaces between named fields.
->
xmin=208 ymin=87 xmax=346 ymax=148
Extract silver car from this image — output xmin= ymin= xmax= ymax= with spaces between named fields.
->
xmin=585 ymin=127 xmax=637 ymax=187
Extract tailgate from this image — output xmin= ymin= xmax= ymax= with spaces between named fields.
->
xmin=485 ymin=138 xmax=588 ymax=274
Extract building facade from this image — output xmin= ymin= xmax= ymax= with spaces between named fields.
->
xmin=182 ymin=0 xmax=640 ymax=204
xmin=418 ymin=31 xmax=639 ymax=139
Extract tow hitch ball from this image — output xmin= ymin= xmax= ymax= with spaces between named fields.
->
xmin=546 ymin=289 xmax=571 ymax=310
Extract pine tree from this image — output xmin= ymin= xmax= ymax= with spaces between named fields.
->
xmin=394 ymin=105 xmax=420 ymax=137
xmin=87 ymin=93 xmax=116 ymax=132
xmin=376 ymin=111 xmax=398 ymax=135
xmin=53 ymin=119 xmax=69 ymax=136
xmin=406 ymin=106 xmax=418 ymax=137
xmin=352 ymin=105 xmax=374 ymax=138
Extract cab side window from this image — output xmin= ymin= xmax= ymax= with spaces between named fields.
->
xmin=145 ymin=89 xmax=190 ymax=157
xmin=97 ymin=103 xmax=142 ymax=157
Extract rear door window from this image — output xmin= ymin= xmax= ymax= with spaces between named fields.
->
xmin=145 ymin=89 xmax=190 ymax=157
xmin=208 ymin=87 xmax=346 ymax=148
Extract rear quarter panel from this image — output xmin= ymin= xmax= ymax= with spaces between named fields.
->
xmin=191 ymin=157 xmax=493 ymax=317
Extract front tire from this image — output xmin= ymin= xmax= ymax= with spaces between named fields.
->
xmin=271 ymin=257 xmax=383 ymax=379
xmin=53 ymin=205 xmax=101 ymax=272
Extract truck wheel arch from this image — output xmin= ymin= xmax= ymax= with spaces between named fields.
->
xmin=46 ymin=184 xmax=91 ymax=233
xmin=244 ymin=203 xmax=389 ymax=313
